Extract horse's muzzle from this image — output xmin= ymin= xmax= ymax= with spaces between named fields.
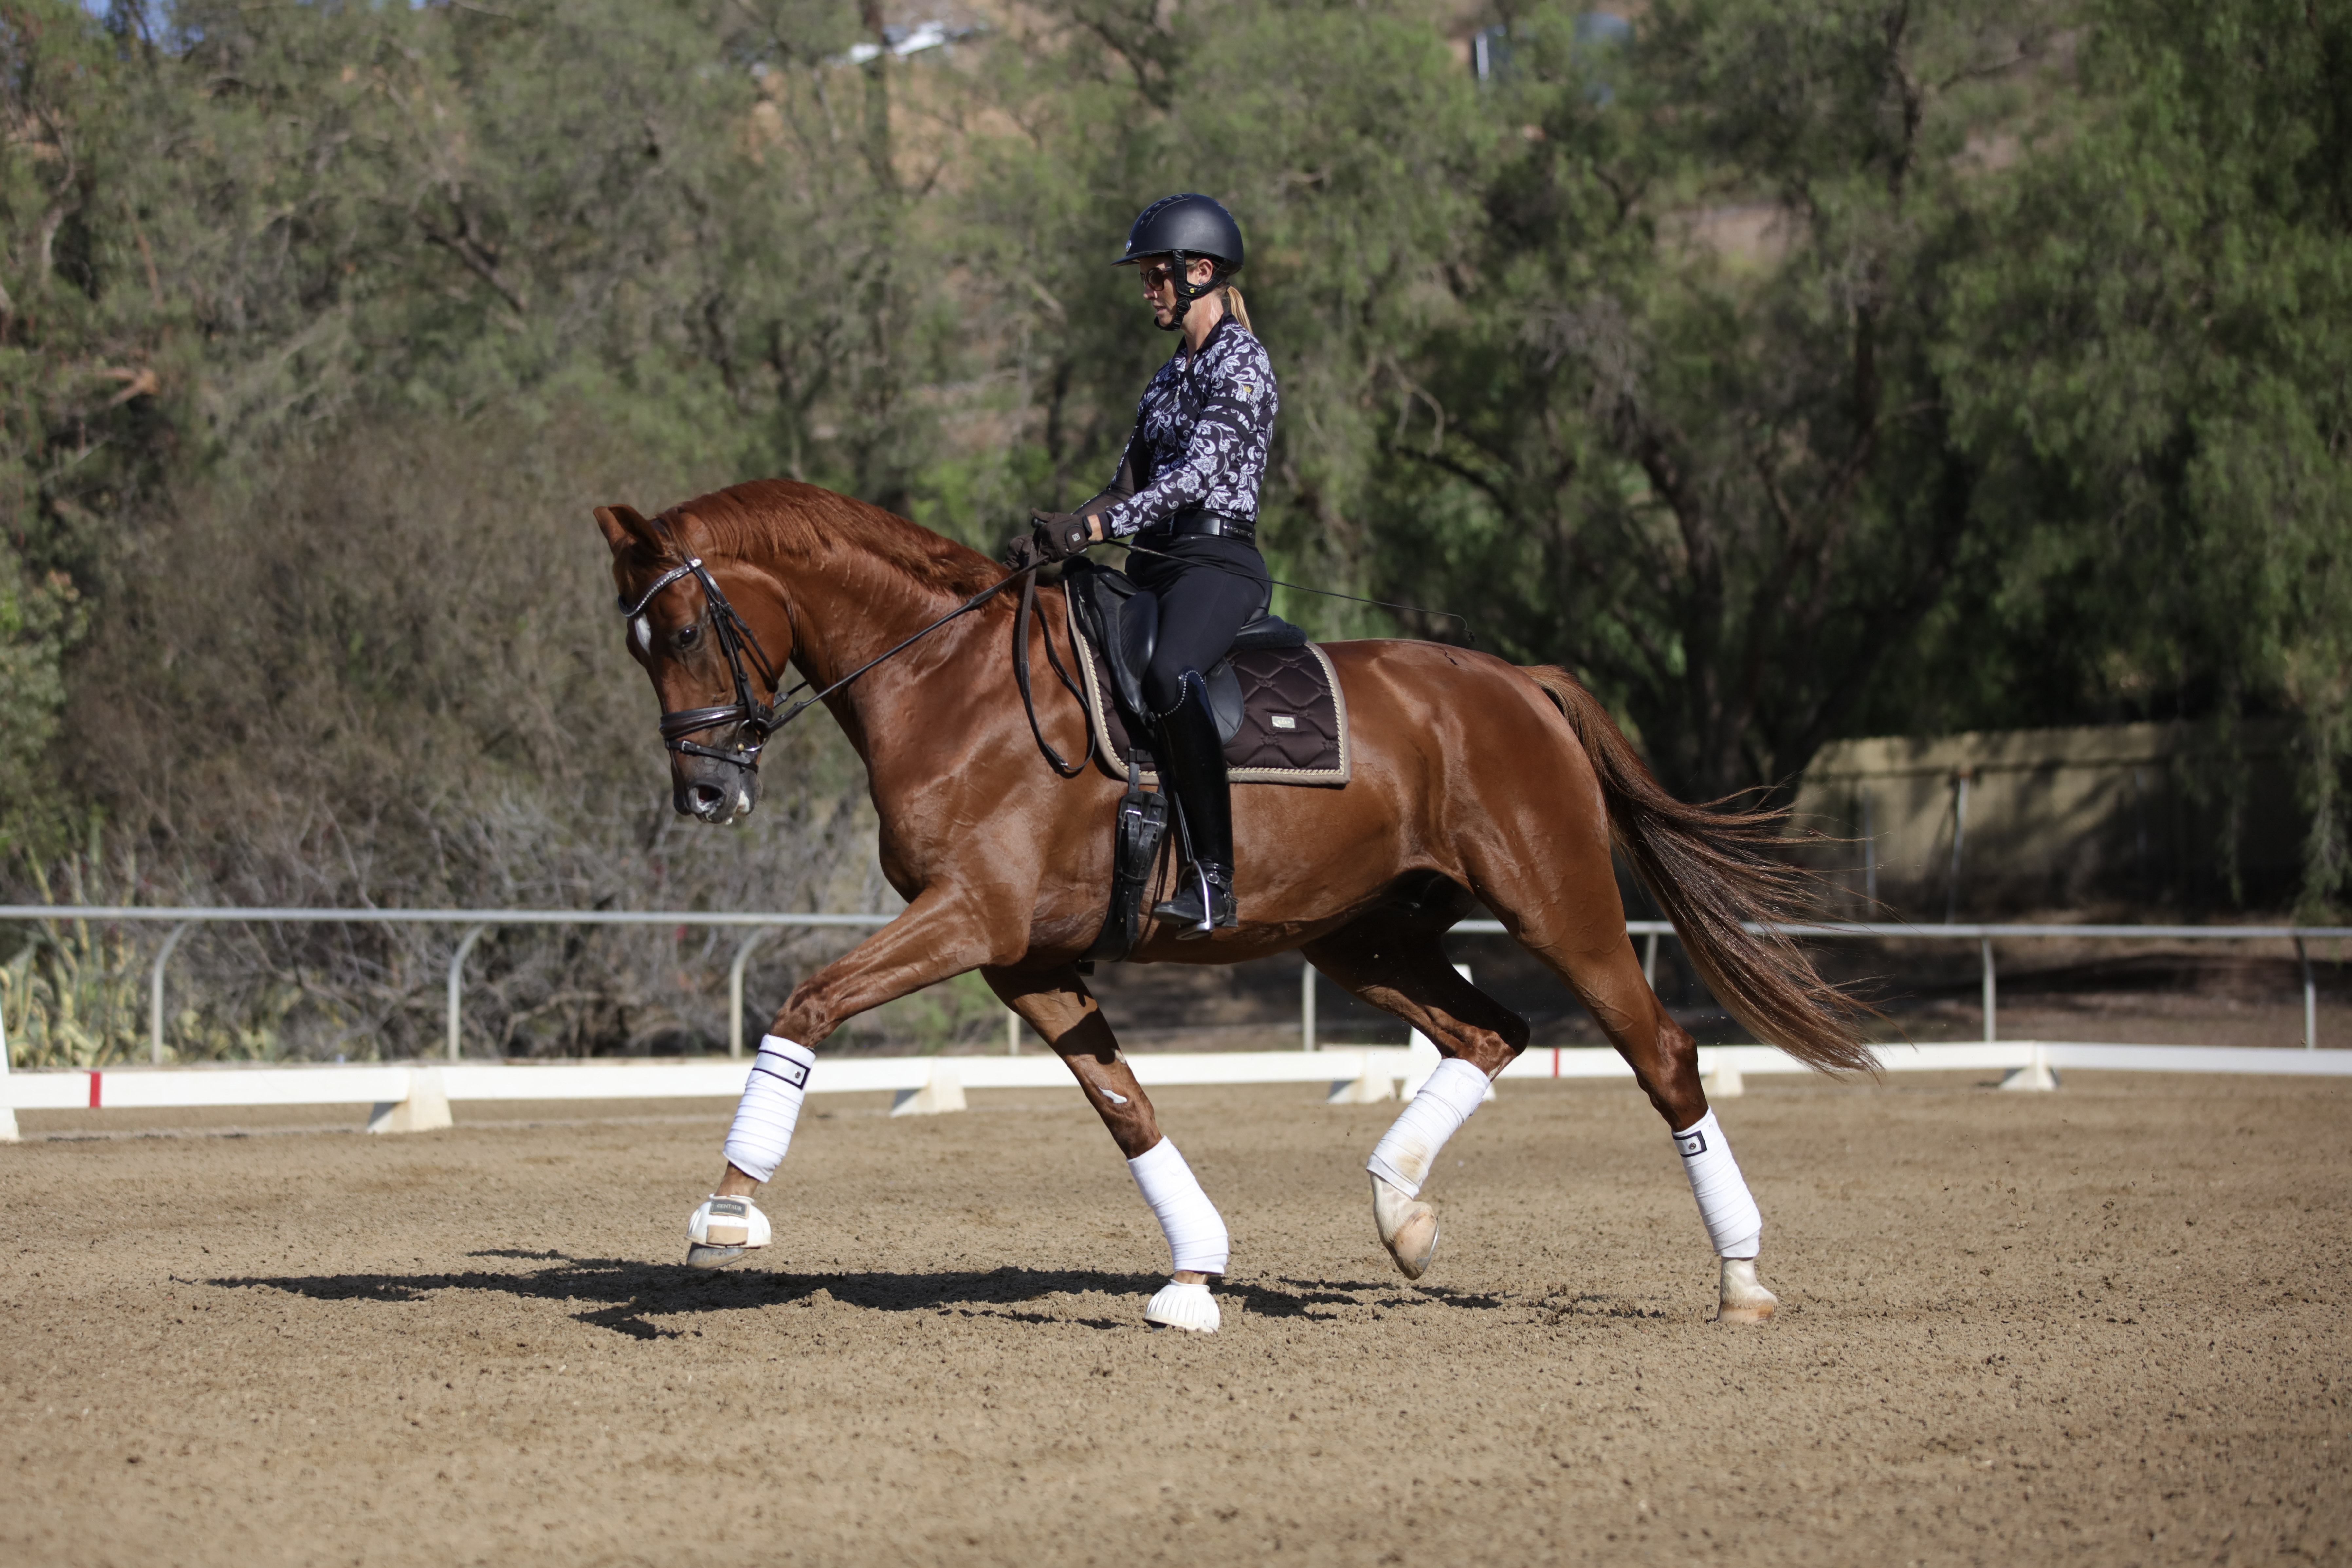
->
xmin=673 ymin=754 xmax=760 ymax=824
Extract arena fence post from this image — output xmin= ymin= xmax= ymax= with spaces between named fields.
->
xmin=2297 ymin=936 xmax=2316 ymax=1049
xmin=446 ymin=924 xmax=490 ymax=1062
xmin=1944 ymin=769 xmax=1972 ymax=924
xmin=0 ymin=998 xmax=17 ymax=1142
xmin=728 ymin=928 xmax=777 ymax=1058
xmin=1981 ymin=937 xmax=1997 ymax=1043
xmin=1301 ymin=958 xmax=1316 ymax=1051
xmin=148 ymin=922 xmax=194 ymax=1065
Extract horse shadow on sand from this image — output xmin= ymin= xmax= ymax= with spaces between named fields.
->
xmin=201 ymin=1252 xmax=1516 ymax=1340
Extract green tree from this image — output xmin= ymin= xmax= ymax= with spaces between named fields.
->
xmin=1927 ymin=0 xmax=2352 ymax=911
xmin=1359 ymin=0 xmax=2063 ymax=802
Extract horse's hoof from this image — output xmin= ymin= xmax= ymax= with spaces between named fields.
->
xmin=685 ymin=1194 xmax=769 ymax=1270
xmin=1715 ymin=1256 xmax=1777 ymax=1324
xmin=1144 ymin=1279 xmax=1220 ymax=1333
xmin=1371 ymin=1172 xmax=1440 ymax=1281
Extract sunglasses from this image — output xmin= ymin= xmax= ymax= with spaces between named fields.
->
xmin=1139 ymin=262 xmax=1177 ymax=290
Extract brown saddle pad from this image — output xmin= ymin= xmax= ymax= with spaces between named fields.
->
xmin=1064 ymin=596 xmax=1351 ymax=787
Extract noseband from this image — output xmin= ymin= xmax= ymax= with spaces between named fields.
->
xmin=619 ymin=557 xmax=786 ymax=770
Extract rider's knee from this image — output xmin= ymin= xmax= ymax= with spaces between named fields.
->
xmin=1143 ymin=661 xmax=1192 ymax=715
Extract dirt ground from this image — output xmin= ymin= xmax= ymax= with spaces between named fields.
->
xmin=4 ymin=1071 xmax=2346 ymax=1567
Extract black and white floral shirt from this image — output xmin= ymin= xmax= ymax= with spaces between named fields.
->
xmin=1093 ymin=318 xmax=1279 ymax=539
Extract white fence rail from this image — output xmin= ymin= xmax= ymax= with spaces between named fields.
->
xmin=0 ymin=905 xmax=893 ymax=1064
xmin=2 ymin=906 xmax=2345 ymax=1143
xmin=3 ymin=907 xmax=2344 ymax=1068
xmin=7 ymin=1039 xmax=2352 ymax=1145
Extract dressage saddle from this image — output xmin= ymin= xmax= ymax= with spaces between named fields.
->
xmin=1060 ymin=557 xmax=1308 ymax=741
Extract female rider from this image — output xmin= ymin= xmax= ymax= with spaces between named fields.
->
xmin=1030 ymin=193 xmax=1278 ymax=937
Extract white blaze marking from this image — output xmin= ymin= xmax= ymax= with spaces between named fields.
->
xmin=631 ymin=615 xmax=651 ymax=655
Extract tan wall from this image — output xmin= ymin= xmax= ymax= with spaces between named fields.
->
xmin=1787 ymin=720 xmax=2303 ymax=919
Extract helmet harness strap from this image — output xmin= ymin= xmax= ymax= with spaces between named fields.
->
xmin=1166 ymin=249 xmax=1221 ymax=328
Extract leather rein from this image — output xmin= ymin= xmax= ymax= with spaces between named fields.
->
xmin=620 ymin=552 xmax=1077 ymax=773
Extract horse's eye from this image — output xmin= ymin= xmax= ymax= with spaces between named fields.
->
xmin=675 ymin=624 xmax=702 ymax=650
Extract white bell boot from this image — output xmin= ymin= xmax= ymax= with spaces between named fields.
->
xmin=1143 ymin=1278 xmax=1220 ymax=1333
xmin=685 ymin=1194 xmax=771 ymax=1270
xmin=1371 ymin=1171 xmax=1440 ymax=1280
xmin=1716 ymin=1256 xmax=1778 ymax=1324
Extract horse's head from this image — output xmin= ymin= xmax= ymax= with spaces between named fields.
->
xmin=596 ymin=502 xmax=793 ymax=825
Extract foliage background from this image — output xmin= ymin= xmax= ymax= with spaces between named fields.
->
xmin=0 ymin=0 xmax=2344 ymax=1061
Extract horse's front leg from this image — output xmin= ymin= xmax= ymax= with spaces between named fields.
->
xmin=684 ymin=889 xmax=1008 ymax=1267
xmin=986 ymin=963 xmax=1228 ymax=1334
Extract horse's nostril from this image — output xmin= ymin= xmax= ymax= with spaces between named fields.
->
xmin=689 ymin=784 xmax=727 ymax=816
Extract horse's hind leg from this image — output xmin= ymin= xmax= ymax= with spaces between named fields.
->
xmin=984 ymin=963 xmax=1226 ymax=1333
xmin=1466 ymin=840 xmax=1777 ymax=1323
xmin=1302 ymin=910 xmax=1530 ymax=1281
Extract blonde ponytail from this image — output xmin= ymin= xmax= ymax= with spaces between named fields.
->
xmin=1223 ymin=282 xmax=1254 ymax=335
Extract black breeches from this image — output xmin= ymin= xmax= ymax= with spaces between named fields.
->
xmin=1127 ymin=536 xmax=1270 ymax=714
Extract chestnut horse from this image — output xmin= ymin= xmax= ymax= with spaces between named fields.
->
xmin=596 ymin=480 xmax=1869 ymax=1323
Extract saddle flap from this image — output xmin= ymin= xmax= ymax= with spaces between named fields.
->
xmin=1064 ymin=559 xmax=1156 ymax=721
xmin=1205 ymin=661 xmax=1244 ymax=746
xmin=1120 ymin=593 xmax=1159 ymax=716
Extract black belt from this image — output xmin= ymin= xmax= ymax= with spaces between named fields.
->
xmin=1141 ymin=507 xmax=1256 ymax=546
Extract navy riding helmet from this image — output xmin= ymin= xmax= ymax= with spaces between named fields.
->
xmin=1115 ymin=194 xmax=1244 ymax=322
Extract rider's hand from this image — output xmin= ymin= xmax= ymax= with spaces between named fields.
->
xmin=1001 ymin=531 xmax=1044 ymax=571
xmin=1029 ymin=510 xmax=1093 ymax=561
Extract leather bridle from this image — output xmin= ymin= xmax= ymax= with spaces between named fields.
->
xmin=620 ymin=548 xmax=1051 ymax=774
xmin=619 ymin=556 xmax=790 ymax=770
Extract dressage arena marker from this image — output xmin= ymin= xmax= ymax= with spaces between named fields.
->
xmin=4 ymin=1040 xmax=2349 ymax=1139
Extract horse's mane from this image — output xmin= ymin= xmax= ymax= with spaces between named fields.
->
xmin=662 ymin=478 xmax=1003 ymax=599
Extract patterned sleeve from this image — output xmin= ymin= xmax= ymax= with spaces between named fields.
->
xmin=1074 ymin=420 xmax=1144 ymax=522
xmin=1100 ymin=331 xmax=1278 ymax=539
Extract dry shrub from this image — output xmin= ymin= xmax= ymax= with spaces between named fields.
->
xmin=52 ymin=407 xmax=899 ymax=1060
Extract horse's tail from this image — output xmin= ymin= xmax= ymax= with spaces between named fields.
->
xmin=1523 ymin=665 xmax=1877 ymax=1076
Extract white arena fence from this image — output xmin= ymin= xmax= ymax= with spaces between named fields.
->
xmin=1 ymin=907 xmax=2346 ymax=1142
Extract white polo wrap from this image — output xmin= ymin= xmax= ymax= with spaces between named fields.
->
xmin=723 ymin=1035 xmax=816 ymax=1183
xmin=1127 ymin=1138 xmax=1230 ymax=1275
xmin=1674 ymin=1109 xmax=1762 ymax=1259
xmin=1365 ymin=1058 xmax=1492 ymax=1198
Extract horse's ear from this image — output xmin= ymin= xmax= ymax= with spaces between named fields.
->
xmin=594 ymin=504 xmax=653 ymax=553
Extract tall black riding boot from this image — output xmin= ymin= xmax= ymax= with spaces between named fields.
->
xmin=1148 ymin=669 xmax=1237 ymax=938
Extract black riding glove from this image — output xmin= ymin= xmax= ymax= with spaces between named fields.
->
xmin=1030 ymin=510 xmax=1095 ymax=561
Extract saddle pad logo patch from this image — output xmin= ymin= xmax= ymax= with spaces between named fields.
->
xmin=1675 ymin=1129 xmax=1708 ymax=1158
xmin=1271 ymin=714 xmax=1297 ymax=730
